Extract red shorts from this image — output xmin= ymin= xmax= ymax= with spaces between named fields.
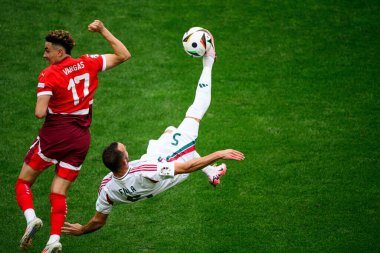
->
xmin=24 ymin=123 xmax=91 ymax=182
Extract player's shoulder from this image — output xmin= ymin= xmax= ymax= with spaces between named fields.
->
xmin=40 ymin=63 xmax=55 ymax=74
xmin=79 ymin=54 xmax=105 ymax=71
xmin=128 ymin=159 xmax=158 ymax=176
xmin=80 ymin=54 xmax=103 ymax=61
xmin=100 ymin=172 xmax=113 ymax=181
xmin=38 ymin=65 xmax=56 ymax=81
xmin=130 ymin=158 xmax=158 ymax=167
xmin=98 ymin=172 xmax=113 ymax=194
xmin=128 ymin=159 xmax=142 ymax=168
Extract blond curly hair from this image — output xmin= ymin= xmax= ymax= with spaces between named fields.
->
xmin=45 ymin=30 xmax=75 ymax=55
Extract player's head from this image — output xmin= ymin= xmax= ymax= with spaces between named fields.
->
xmin=102 ymin=142 xmax=129 ymax=173
xmin=44 ymin=30 xmax=75 ymax=64
xmin=45 ymin=30 xmax=75 ymax=54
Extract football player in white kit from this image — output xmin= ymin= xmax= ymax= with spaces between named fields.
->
xmin=62 ymin=31 xmax=245 ymax=237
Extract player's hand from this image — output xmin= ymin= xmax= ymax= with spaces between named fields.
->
xmin=219 ymin=149 xmax=245 ymax=161
xmin=88 ymin=20 xmax=105 ymax=33
xmin=62 ymin=222 xmax=84 ymax=236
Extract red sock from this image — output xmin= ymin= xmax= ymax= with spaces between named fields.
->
xmin=50 ymin=193 xmax=67 ymax=236
xmin=15 ymin=178 xmax=34 ymax=212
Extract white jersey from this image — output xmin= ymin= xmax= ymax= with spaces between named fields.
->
xmin=96 ymin=159 xmax=189 ymax=214
xmin=96 ymin=118 xmax=199 ymax=214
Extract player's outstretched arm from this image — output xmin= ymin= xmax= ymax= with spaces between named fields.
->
xmin=62 ymin=212 xmax=108 ymax=236
xmin=88 ymin=19 xmax=131 ymax=70
xmin=174 ymin=149 xmax=245 ymax=175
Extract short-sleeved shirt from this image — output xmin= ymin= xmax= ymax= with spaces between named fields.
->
xmin=37 ymin=54 xmax=106 ymax=119
xmin=25 ymin=55 xmax=106 ymax=175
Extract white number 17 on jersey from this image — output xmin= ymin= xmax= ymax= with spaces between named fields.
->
xmin=67 ymin=73 xmax=90 ymax=105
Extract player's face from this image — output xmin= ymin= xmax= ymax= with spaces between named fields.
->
xmin=43 ymin=42 xmax=63 ymax=65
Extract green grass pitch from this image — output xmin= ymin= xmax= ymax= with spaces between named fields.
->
xmin=0 ymin=0 xmax=379 ymax=252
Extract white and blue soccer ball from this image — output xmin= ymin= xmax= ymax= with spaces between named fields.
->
xmin=182 ymin=27 xmax=212 ymax=57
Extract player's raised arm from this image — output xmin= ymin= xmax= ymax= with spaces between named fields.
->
xmin=62 ymin=212 xmax=109 ymax=236
xmin=173 ymin=149 xmax=245 ymax=175
xmin=88 ymin=19 xmax=131 ymax=70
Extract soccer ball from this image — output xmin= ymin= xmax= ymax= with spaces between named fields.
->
xmin=182 ymin=27 xmax=212 ymax=57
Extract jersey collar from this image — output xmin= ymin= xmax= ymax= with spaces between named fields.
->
xmin=113 ymin=166 xmax=131 ymax=180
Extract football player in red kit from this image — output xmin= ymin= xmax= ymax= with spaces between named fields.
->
xmin=15 ymin=20 xmax=131 ymax=253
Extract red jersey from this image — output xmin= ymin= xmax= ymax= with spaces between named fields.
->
xmin=37 ymin=54 xmax=106 ymax=118
xmin=25 ymin=55 xmax=107 ymax=180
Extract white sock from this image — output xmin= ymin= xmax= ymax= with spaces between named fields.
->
xmin=47 ymin=234 xmax=60 ymax=244
xmin=202 ymin=165 xmax=215 ymax=176
xmin=185 ymin=66 xmax=212 ymax=120
xmin=203 ymin=56 xmax=214 ymax=68
xmin=193 ymin=152 xmax=214 ymax=176
xmin=24 ymin=208 xmax=36 ymax=224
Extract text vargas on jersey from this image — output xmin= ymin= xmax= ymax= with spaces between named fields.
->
xmin=62 ymin=61 xmax=85 ymax=75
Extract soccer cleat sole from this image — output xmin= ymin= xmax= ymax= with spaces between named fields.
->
xmin=19 ymin=218 xmax=43 ymax=250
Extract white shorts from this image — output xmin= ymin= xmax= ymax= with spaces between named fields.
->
xmin=140 ymin=118 xmax=199 ymax=163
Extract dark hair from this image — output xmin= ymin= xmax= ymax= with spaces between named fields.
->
xmin=45 ymin=30 xmax=75 ymax=55
xmin=102 ymin=142 xmax=125 ymax=172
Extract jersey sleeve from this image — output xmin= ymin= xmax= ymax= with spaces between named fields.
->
xmin=139 ymin=162 xmax=175 ymax=182
xmin=36 ymin=71 xmax=53 ymax=97
xmin=81 ymin=54 xmax=107 ymax=72
xmin=96 ymin=187 xmax=114 ymax=214
xmin=96 ymin=173 xmax=114 ymax=214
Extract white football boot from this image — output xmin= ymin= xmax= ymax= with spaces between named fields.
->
xmin=41 ymin=241 xmax=62 ymax=253
xmin=19 ymin=217 xmax=43 ymax=250
xmin=208 ymin=163 xmax=227 ymax=187
xmin=203 ymin=29 xmax=216 ymax=59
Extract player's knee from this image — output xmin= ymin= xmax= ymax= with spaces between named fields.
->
xmin=164 ymin=126 xmax=176 ymax=134
xmin=15 ymin=178 xmax=33 ymax=190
